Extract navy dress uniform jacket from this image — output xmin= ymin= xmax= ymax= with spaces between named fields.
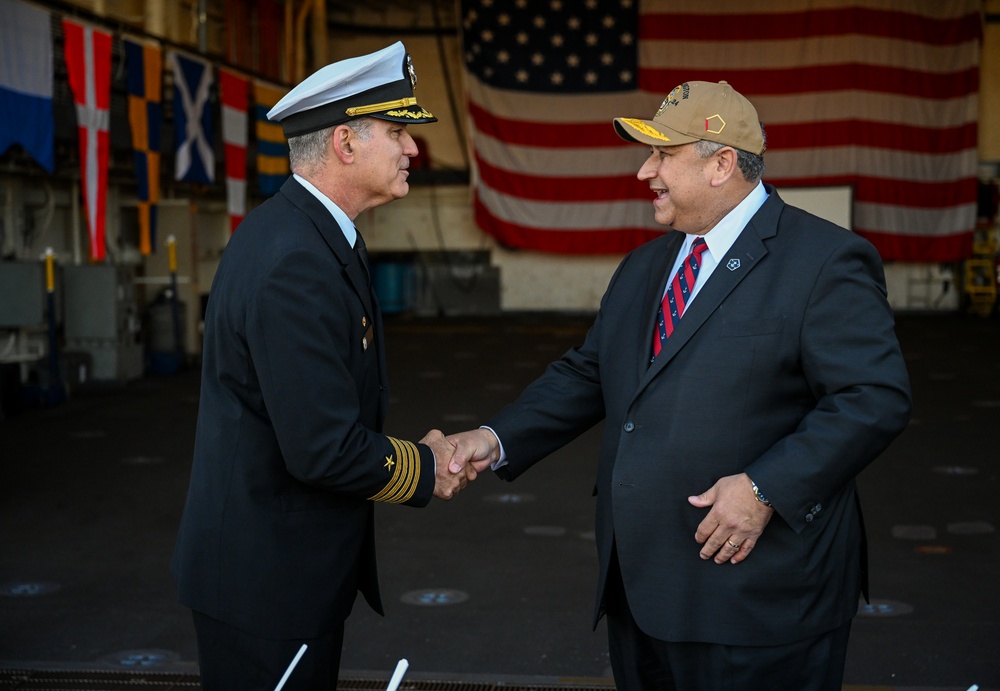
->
xmin=171 ymin=177 xmax=436 ymax=640
xmin=489 ymin=185 xmax=911 ymax=647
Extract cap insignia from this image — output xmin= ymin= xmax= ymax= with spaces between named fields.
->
xmin=620 ymin=117 xmax=671 ymax=142
xmin=705 ymin=114 xmax=726 ymax=135
xmin=406 ymin=54 xmax=417 ymax=90
xmin=346 ymin=97 xmax=417 ymax=117
xmin=656 ymin=83 xmax=690 ymax=116
xmin=384 ymin=107 xmax=434 ymax=119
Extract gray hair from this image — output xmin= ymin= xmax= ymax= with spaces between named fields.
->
xmin=693 ymin=123 xmax=767 ymax=183
xmin=287 ymin=118 xmax=375 ymax=174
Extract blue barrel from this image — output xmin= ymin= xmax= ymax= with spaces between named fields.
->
xmin=372 ymin=256 xmax=415 ymax=313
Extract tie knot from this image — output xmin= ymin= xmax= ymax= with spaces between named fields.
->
xmin=691 ymin=237 xmax=708 ymax=255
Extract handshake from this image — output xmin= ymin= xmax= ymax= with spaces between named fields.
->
xmin=420 ymin=429 xmax=501 ymax=500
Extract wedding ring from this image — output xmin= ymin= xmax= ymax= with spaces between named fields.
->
xmin=726 ymin=539 xmax=741 ymax=549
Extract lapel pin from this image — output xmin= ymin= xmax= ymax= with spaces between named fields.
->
xmin=726 ymin=258 xmax=741 ymax=271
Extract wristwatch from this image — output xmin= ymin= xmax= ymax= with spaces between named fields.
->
xmin=750 ymin=479 xmax=772 ymax=507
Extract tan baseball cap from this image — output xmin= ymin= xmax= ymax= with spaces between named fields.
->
xmin=613 ymin=81 xmax=764 ymax=155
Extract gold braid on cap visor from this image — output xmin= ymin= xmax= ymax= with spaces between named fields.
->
xmin=620 ymin=118 xmax=671 ymax=142
xmin=346 ymin=97 xmax=417 ymax=117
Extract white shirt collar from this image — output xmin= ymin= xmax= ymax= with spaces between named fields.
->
xmin=293 ymin=173 xmax=357 ymax=248
xmin=695 ymin=181 xmax=768 ymax=259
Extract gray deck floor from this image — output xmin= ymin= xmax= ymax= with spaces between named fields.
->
xmin=1 ymin=313 xmax=997 ymax=690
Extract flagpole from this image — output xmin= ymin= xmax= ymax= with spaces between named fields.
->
xmin=167 ymin=235 xmax=183 ymax=359
xmin=43 ymin=248 xmax=66 ymax=405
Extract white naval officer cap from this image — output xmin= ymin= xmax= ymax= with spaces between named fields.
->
xmin=267 ymin=41 xmax=437 ymax=138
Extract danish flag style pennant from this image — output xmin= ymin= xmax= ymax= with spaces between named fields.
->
xmin=62 ymin=18 xmax=111 ymax=261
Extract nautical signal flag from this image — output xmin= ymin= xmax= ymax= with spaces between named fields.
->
xmin=220 ymin=69 xmax=248 ymax=233
xmin=0 ymin=0 xmax=54 ymax=173
xmin=253 ymin=80 xmax=289 ymax=195
xmin=124 ymin=36 xmax=162 ymax=255
xmin=63 ymin=18 xmax=112 ymax=262
xmin=171 ymin=51 xmax=214 ymax=184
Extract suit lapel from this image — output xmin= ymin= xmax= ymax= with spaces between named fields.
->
xmin=279 ymin=177 xmax=374 ymax=318
xmin=636 ymin=232 xmax=686 ymax=381
xmin=637 ymin=188 xmax=784 ymax=391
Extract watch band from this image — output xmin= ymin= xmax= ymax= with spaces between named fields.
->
xmin=750 ymin=479 xmax=772 ymax=507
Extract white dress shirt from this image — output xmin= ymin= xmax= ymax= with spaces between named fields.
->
xmin=293 ymin=173 xmax=358 ymax=248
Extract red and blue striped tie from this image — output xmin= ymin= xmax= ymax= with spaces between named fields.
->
xmin=653 ymin=238 xmax=708 ymax=359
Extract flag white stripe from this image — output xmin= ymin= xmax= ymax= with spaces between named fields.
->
xmin=752 ymin=92 xmax=978 ymax=129
xmin=466 ymin=75 xmax=649 ymax=123
xmin=222 ymin=106 xmax=248 ymax=146
xmin=766 ymin=147 xmax=979 ymax=183
xmin=856 ymin=202 xmax=976 ymax=236
xmin=477 ymin=183 xmax=660 ymax=231
xmin=226 ymin=179 xmax=246 ymax=217
xmin=473 ymin=130 xmax=646 ymax=176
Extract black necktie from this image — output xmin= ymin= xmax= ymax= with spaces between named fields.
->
xmin=355 ymin=231 xmax=371 ymax=284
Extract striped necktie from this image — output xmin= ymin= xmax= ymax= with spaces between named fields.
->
xmin=652 ymin=237 xmax=708 ymax=359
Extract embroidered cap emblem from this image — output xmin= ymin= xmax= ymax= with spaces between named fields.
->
xmin=655 ymin=82 xmax=690 ymax=116
xmin=705 ymin=114 xmax=726 ymax=135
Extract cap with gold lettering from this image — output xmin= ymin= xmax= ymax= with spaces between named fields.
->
xmin=267 ymin=41 xmax=437 ymax=138
xmin=613 ymin=81 xmax=764 ymax=155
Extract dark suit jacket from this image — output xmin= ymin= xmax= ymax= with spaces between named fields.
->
xmin=490 ymin=184 xmax=911 ymax=647
xmin=171 ymin=177 xmax=435 ymax=639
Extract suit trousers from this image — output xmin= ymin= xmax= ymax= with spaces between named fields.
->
xmin=604 ymin=548 xmax=852 ymax=691
xmin=192 ymin=610 xmax=345 ymax=691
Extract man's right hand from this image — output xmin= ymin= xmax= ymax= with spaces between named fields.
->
xmin=421 ymin=429 xmax=475 ymax=500
xmin=446 ymin=428 xmax=501 ymax=474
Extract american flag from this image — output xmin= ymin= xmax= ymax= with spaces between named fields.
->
xmin=462 ymin=0 xmax=981 ymax=261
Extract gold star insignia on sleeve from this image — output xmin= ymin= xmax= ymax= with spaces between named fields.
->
xmin=369 ymin=438 xmax=421 ymax=504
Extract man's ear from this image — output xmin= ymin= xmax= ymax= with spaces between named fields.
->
xmin=710 ymin=146 xmax=738 ymax=187
xmin=332 ymin=125 xmax=354 ymax=163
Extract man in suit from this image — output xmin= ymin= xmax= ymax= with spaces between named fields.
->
xmin=447 ymin=81 xmax=911 ymax=690
xmin=171 ymin=43 xmax=473 ymax=690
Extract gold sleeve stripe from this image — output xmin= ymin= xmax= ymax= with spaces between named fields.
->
xmin=368 ymin=437 xmax=421 ymax=504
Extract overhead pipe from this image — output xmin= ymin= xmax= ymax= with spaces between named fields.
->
xmin=294 ymin=0 xmax=316 ymax=83
xmin=284 ymin=0 xmax=294 ymax=83
xmin=311 ymin=0 xmax=327 ymax=70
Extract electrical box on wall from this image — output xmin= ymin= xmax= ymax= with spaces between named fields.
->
xmin=62 ymin=265 xmax=144 ymax=382
xmin=0 ymin=261 xmax=51 ymax=328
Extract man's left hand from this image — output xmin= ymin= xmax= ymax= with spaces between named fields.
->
xmin=688 ymin=472 xmax=773 ymax=564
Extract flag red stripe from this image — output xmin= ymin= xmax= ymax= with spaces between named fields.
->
xmin=225 ymin=143 xmax=246 ymax=179
xmin=642 ymin=8 xmax=981 ymax=45
xmin=474 ymin=196 xmax=661 ymax=255
xmin=767 ymin=175 xmax=978 ymax=209
xmin=639 ymin=65 xmax=979 ymax=100
xmin=859 ymin=228 xmax=974 ymax=263
xmin=469 ymin=100 xmax=624 ymax=149
xmin=772 ymin=121 xmax=978 ymax=153
xmin=476 ymin=153 xmax=639 ymax=203
xmin=220 ymin=70 xmax=248 ymax=110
